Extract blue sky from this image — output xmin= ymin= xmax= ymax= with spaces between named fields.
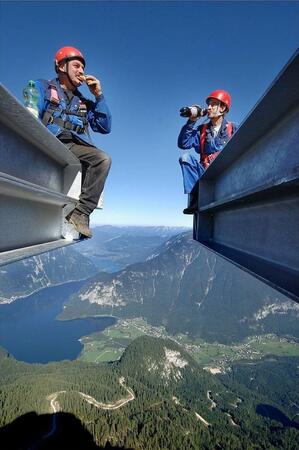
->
xmin=1 ymin=1 xmax=298 ymax=227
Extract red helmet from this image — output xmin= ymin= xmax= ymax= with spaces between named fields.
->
xmin=54 ymin=46 xmax=85 ymax=71
xmin=206 ymin=90 xmax=231 ymax=111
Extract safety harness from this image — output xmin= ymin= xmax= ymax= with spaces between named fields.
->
xmin=199 ymin=122 xmax=233 ymax=169
xmin=42 ymin=83 xmax=89 ymax=134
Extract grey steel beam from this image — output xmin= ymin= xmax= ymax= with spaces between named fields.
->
xmin=0 ymin=83 xmax=82 ymax=266
xmin=0 ymin=84 xmax=78 ymax=167
xmin=193 ymin=49 xmax=299 ymax=302
xmin=0 ymin=240 xmax=76 ymax=267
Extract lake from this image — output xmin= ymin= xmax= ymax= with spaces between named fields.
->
xmin=0 ymin=281 xmax=116 ymax=364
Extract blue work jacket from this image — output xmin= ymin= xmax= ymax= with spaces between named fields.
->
xmin=178 ymin=118 xmax=237 ymax=158
xmin=34 ymin=78 xmax=111 ymax=146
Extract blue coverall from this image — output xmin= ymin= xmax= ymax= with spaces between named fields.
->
xmin=178 ymin=118 xmax=237 ymax=193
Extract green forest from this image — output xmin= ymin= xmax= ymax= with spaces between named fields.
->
xmin=0 ymin=338 xmax=298 ymax=449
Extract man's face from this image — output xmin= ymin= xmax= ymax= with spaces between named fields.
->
xmin=59 ymin=59 xmax=85 ymax=86
xmin=207 ymin=99 xmax=226 ymax=118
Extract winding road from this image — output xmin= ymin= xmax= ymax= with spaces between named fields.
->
xmin=78 ymin=377 xmax=135 ymax=410
xmin=44 ymin=378 xmax=135 ymax=439
xmin=47 ymin=377 xmax=135 ymax=414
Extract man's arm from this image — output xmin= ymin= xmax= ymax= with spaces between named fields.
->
xmin=84 ymin=75 xmax=112 ymax=134
xmin=87 ymin=94 xmax=112 ymax=134
xmin=178 ymin=120 xmax=200 ymax=153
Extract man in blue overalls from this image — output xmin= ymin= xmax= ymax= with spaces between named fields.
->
xmin=34 ymin=46 xmax=112 ymax=237
xmin=178 ymin=90 xmax=237 ymax=214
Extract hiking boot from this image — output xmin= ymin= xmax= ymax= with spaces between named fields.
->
xmin=183 ymin=193 xmax=198 ymax=215
xmin=66 ymin=210 xmax=92 ymax=238
xmin=183 ymin=205 xmax=197 ymax=215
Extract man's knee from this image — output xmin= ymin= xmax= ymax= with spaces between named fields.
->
xmin=179 ymin=153 xmax=193 ymax=165
xmin=92 ymin=148 xmax=112 ymax=168
xmin=99 ymin=154 xmax=112 ymax=174
xmin=103 ymin=153 xmax=112 ymax=168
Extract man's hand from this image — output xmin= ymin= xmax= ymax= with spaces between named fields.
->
xmin=85 ymin=75 xmax=102 ymax=97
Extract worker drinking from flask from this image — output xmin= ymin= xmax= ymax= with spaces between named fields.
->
xmin=178 ymin=90 xmax=237 ymax=214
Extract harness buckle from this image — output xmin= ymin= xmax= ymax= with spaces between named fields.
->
xmin=64 ymin=122 xmax=72 ymax=130
xmin=74 ymin=125 xmax=84 ymax=134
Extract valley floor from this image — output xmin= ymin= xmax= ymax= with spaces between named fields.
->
xmin=78 ymin=317 xmax=299 ymax=370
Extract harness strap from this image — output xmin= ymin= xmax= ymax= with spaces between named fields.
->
xmin=199 ymin=122 xmax=233 ymax=169
xmin=64 ymin=109 xmax=88 ymax=118
xmin=42 ymin=83 xmax=60 ymax=126
xmin=49 ymin=85 xmax=59 ymax=105
xmin=49 ymin=117 xmax=85 ymax=134
xmin=199 ymin=123 xmax=209 ymax=164
xmin=226 ymin=122 xmax=233 ymax=137
xmin=41 ymin=82 xmax=88 ymax=132
xmin=42 ymin=103 xmax=57 ymax=126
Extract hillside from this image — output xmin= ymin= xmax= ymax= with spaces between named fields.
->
xmin=0 ymin=247 xmax=99 ymax=304
xmin=61 ymin=233 xmax=299 ymax=343
xmin=1 ymin=337 xmax=298 ymax=449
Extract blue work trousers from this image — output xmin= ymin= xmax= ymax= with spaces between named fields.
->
xmin=179 ymin=153 xmax=205 ymax=194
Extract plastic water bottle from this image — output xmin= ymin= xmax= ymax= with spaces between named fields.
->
xmin=23 ymin=80 xmax=39 ymax=118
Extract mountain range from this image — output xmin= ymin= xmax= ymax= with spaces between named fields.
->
xmin=0 ymin=226 xmax=189 ymax=304
xmin=1 ymin=227 xmax=298 ymax=449
xmin=76 ymin=225 xmax=190 ymax=272
xmin=61 ymin=232 xmax=299 ymax=344
xmin=0 ymin=247 xmax=98 ymax=304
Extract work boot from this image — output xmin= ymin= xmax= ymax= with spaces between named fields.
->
xmin=66 ymin=209 xmax=92 ymax=238
xmin=183 ymin=193 xmax=198 ymax=215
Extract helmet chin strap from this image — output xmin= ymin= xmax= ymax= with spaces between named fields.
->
xmin=216 ymin=103 xmax=226 ymax=117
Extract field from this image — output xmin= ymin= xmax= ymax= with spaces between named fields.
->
xmin=78 ymin=318 xmax=152 ymax=363
xmin=78 ymin=319 xmax=299 ymax=366
xmin=190 ymin=345 xmax=237 ymax=365
xmin=79 ymin=338 xmax=125 ymax=363
xmin=191 ymin=335 xmax=299 ymax=369
xmin=247 ymin=336 xmax=299 ymax=357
